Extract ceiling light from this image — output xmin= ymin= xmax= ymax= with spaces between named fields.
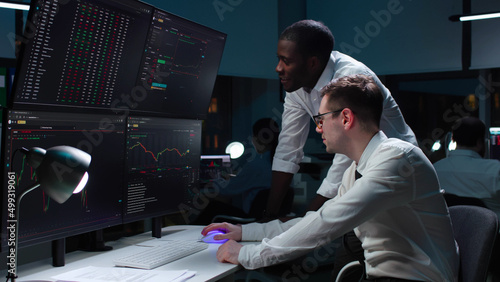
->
xmin=450 ymin=11 xmax=500 ymax=22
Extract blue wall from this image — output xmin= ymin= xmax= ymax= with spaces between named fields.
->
xmin=307 ymin=0 xmax=500 ymax=75
xmin=471 ymin=0 xmax=500 ymax=69
xmin=307 ymin=0 xmax=462 ymax=75
xmin=0 ymin=8 xmax=17 ymax=59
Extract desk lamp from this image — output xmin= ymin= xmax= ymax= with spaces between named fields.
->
xmin=6 ymin=146 xmax=91 ymax=282
xmin=225 ymin=141 xmax=244 ymax=159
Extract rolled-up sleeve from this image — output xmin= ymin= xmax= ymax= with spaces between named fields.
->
xmin=272 ymin=94 xmax=311 ymax=174
xmin=317 ymin=154 xmax=353 ymax=198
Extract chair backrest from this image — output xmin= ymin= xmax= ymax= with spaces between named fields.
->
xmin=449 ymin=205 xmax=498 ymax=282
xmin=444 ymin=193 xmax=487 ymax=208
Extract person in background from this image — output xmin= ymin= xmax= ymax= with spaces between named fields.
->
xmin=202 ymin=75 xmax=458 ymax=282
xmin=433 ymin=116 xmax=500 ymax=279
xmin=193 ymin=118 xmax=284 ymax=224
xmin=434 ymin=116 xmax=500 ymax=220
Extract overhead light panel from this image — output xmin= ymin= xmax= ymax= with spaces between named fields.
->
xmin=0 ymin=1 xmax=30 ymax=11
xmin=450 ymin=11 xmax=500 ymax=22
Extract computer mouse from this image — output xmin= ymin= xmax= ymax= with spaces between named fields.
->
xmin=201 ymin=230 xmax=228 ymax=244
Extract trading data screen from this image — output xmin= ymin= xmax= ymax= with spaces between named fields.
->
xmin=134 ymin=9 xmax=226 ymax=118
xmin=12 ymin=0 xmax=152 ymax=111
xmin=124 ymin=116 xmax=201 ymax=223
xmin=12 ymin=0 xmax=226 ymax=119
xmin=1 ymin=110 xmax=125 ymax=248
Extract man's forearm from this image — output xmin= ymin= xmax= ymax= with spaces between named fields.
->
xmin=306 ymin=194 xmax=329 ymax=212
xmin=264 ymin=171 xmax=294 ymax=219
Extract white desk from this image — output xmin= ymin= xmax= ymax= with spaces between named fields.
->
xmin=17 ymin=225 xmax=241 ymax=282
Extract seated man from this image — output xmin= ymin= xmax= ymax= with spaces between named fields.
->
xmin=202 ymin=75 xmax=459 ymax=281
xmin=434 ymin=116 xmax=500 ymax=220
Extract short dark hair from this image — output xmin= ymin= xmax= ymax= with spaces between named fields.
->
xmin=280 ymin=20 xmax=334 ymax=63
xmin=321 ymin=75 xmax=383 ymax=129
xmin=452 ymin=117 xmax=486 ymax=147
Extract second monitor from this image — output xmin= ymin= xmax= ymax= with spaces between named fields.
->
xmin=124 ymin=116 xmax=201 ymax=223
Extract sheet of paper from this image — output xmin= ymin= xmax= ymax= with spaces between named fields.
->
xmin=171 ymin=271 xmax=196 ymax=282
xmin=51 ymin=266 xmax=195 ymax=282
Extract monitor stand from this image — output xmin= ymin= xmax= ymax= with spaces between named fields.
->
xmin=152 ymin=216 xmax=162 ymax=238
xmin=52 ymin=238 xmax=65 ymax=267
xmin=79 ymin=230 xmax=113 ymax=252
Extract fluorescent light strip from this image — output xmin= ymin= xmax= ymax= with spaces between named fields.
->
xmin=460 ymin=12 xmax=500 ymax=22
xmin=0 ymin=2 xmax=30 ymax=11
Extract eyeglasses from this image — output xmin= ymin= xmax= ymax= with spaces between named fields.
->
xmin=313 ymin=109 xmax=343 ymax=129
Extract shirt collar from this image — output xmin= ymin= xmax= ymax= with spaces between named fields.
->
xmin=313 ymin=52 xmax=335 ymax=93
xmin=357 ymin=131 xmax=388 ymax=174
xmin=447 ymin=149 xmax=483 ymax=159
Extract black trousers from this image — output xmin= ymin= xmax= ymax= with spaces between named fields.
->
xmin=331 ymin=230 xmax=365 ymax=281
xmin=332 ymin=231 xmax=422 ymax=282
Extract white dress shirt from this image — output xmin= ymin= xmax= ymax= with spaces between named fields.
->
xmin=240 ymin=132 xmax=459 ymax=281
xmin=272 ymin=51 xmax=417 ymax=197
xmin=434 ymin=149 xmax=500 ymax=223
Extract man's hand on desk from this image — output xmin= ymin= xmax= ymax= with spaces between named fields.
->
xmin=201 ymin=222 xmax=243 ymax=265
xmin=216 ymin=240 xmax=242 ymax=264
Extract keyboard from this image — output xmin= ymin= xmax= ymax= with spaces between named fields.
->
xmin=113 ymin=240 xmax=208 ymax=269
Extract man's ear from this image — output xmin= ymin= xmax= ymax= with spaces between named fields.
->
xmin=307 ymin=56 xmax=321 ymax=72
xmin=341 ymin=108 xmax=354 ymax=129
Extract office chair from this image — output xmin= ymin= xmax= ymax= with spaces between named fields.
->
xmin=443 ymin=193 xmax=487 ymax=208
xmin=335 ymin=205 xmax=498 ymax=282
xmin=334 ymin=261 xmax=362 ymax=282
xmin=449 ymin=205 xmax=498 ymax=282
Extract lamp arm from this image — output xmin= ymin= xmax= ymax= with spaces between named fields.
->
xmin=6 ymin=183 xmax=41 ymax=282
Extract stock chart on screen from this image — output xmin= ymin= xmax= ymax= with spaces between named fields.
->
xmin=124 ymin=115 xmax=201 ymax=222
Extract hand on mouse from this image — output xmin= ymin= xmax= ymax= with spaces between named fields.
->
xmin=201 ymin=222 xmax=242 ymax=242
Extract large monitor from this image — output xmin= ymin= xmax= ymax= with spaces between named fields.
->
xmin=123 ymin=115 xmax=201 ymax=223
xmin=11 ymin=0 xmax=226 ymax=119
xmin=1 ymin=110 xmax=125 ymax=248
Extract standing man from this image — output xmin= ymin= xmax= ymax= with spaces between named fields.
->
xmin=203 ymin=75 xmax=458 ymax=281
xmin=266 ymin=20 xmax=416 ymax=218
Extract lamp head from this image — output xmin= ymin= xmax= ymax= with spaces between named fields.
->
xmin=22 ymin=146 xmax=91 ymax=204
xmin=225 ymin=141 xmax=244 ymax=159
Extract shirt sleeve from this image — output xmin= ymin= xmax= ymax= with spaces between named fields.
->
xmin=272 ymin=94 xmax=311 ymax=174
xmin=317 ymin=154 xmax=353 ymax=198
xmin=241 ymin=217 xmax=302 ymax=242
xmin=238 ymin=146 xmax=416 ymax=269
